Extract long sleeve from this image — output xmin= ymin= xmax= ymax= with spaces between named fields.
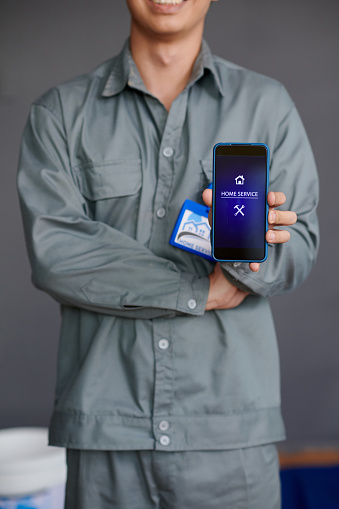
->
xmin=221 ymin=86 xmax=319 ymax=297
xmin=17 ymin=102 xmax=209 ymax=319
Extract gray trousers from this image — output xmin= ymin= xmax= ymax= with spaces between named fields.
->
xmin=65 ymin=444 xmax=281 ymax=509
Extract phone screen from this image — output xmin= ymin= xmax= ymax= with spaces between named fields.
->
xmin=212 ymin=144 xmax=269 ymax=262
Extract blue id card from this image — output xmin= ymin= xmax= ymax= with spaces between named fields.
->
xmin=169 ymin=199 xmax=214 ymax=261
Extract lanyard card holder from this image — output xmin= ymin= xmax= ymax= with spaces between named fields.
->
xmin=170 ymin=199 xmax=214 ymax=262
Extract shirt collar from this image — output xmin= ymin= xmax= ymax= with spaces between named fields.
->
xmin=187 ymin=39 xmax=224 ymax=97
xmin=102 ymin=38 xmax=224 ymax=98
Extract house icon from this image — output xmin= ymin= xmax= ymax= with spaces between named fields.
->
xmin=182 ymin=220 xmax=210 ymax=240
xmin=183 ymin=220 xmax=197 ymax=233
xmin=196 ymin=222 xmax=210 ymax=239
xmin=235 ymin=175 xmax=245 ymax=185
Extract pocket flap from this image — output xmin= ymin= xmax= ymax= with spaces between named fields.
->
xmin=74 ymin=159 xmax=142 ymax=200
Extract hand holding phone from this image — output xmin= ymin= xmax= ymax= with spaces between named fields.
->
xmin=202 ymin=186 xmax=298 ymax=273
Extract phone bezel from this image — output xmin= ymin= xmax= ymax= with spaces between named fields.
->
xmin=212 ymin=143 xmax=269 ymax=263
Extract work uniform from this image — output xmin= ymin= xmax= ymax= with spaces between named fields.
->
xmin=17 ymin=40 xmax=319 ymax=508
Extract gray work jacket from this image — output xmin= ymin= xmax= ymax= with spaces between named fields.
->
xmin=17 ymin=40 xmax=319 ymax=451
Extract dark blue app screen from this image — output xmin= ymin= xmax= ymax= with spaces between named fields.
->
xmin=214 ymin=155 xmax=267 ymax=250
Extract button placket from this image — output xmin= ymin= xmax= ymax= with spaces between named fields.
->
xmin=148 ymin=91 xmax=188 ymax=254
xmin=152 ymin=319 xmax=174 ymax=449
xmin=148 ymin=93 xmax=189 ymax=450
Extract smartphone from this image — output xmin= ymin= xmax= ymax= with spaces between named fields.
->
xmin=212 ymin=143 xmax=269 ymax=263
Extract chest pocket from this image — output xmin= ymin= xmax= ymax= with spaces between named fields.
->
xmin=74 ymin=159 xmax=142 ymax=238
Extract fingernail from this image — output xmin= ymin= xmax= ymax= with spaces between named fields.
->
xmin=268 ymin=231 xmax=276 ymax=242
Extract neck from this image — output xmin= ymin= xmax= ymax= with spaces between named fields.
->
xmin=129 ymin=25 xmax=203 ymax=111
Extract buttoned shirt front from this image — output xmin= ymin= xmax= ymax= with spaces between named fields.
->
xmin=17 ymin=40 xmax=319 ymax=451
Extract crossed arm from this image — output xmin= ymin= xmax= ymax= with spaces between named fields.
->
xmin=18 ymin=96 xmax=318 ymax=318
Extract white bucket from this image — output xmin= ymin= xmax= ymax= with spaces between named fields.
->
xmin=0 ymin=428 xmax=67 ymax=509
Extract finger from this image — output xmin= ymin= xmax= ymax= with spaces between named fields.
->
xmin=249 ymin=262 xmax=260 ymax=272
xmin=202 ymin=188 xmax=212 ymax=208
xmin=268 ymin=210 xmax=297 ymax=226
xmin=266 ymin=229 xmax=291 ymax=244
xmin=267 ymin=191 xmax=286 ymax=208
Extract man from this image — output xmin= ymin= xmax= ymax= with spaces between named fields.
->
xmin=17 ymin=0 xmax=319 ymax=507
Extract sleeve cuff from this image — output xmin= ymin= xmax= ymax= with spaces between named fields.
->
xmin=220 ymin=262 xmax=271 ymax=296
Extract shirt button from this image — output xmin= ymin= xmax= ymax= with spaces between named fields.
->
xmin=156 ymin=208 xmax=166 ymax=219
xmin=188 ymin=298 xmax=197 ymax=310
xmin=158 ymin=339 xmax=169 ymax=350
xmin=163 ymin=146 xmax=174 ymax=158
xmin=233 ymin=262 xmax=241 ymax=268
xmin=160 ymin=435 xmax=171 ymax=446
xmin=159 ymin=420 xmax=169 ymax=431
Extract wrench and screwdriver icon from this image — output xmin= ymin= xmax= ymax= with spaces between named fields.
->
xmin=234 ymin=205 xmax=245 ymax=216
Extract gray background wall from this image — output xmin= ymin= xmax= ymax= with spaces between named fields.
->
xmin=1 ymin=0 xmax=338 ymax=449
